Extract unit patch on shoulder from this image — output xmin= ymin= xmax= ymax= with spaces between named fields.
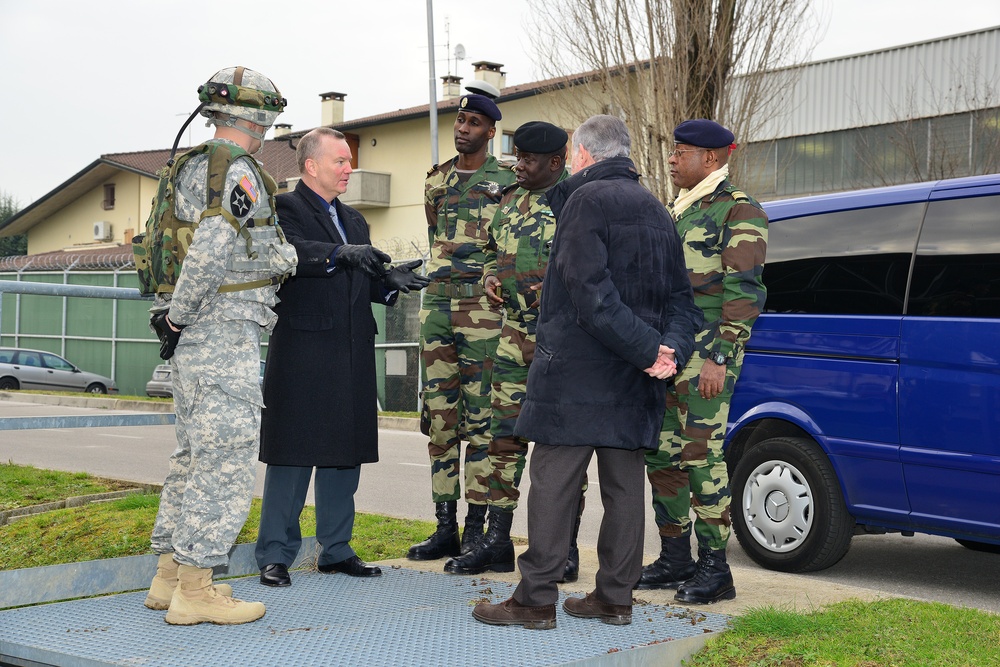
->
xmin=230 ymin=175 xmax=258 ymax=218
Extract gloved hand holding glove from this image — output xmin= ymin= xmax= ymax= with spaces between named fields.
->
xmin=383 ymin=259 xmax=431 ymax=294
xmin=335 ymin=244 xmax=391 ymax=280
xmin=150 ymin=312 xmax=185 ymax=361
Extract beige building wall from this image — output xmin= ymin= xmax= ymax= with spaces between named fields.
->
xmin=28 ymin=171 xmax=152 ymax=254
xmin=353 ymin=89 xmax=599 ymax=254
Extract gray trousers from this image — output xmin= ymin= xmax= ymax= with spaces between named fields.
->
xmin=254 ymin=464 xmax=361 ymax=569
xmin=514 ymin=443 xmax=646 ymax=607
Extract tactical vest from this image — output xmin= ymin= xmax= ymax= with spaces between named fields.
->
xmin=132 ymin=141 xmax=291 ymax=297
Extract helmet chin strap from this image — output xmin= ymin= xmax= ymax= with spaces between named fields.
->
xmin=207 ymin=114 xmax=267 ymax=150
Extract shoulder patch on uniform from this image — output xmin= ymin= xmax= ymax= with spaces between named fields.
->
xmin=730 ymin=189 xmax=750 ymax=203
xmin=230 ymin=183 xmax=252 ymax=218
xmin=238 ymin=175 xmax=259 ymax=203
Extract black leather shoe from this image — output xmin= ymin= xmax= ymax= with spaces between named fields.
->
xmin=318 ymin=554 xmax=382 ymax=577
xmin=259 ymin=563 xmax=291 ymax=587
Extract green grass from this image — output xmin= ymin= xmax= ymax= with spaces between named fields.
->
xmin=685 ymin=598 xmax=1000 ymax=667
xmin=13 ymin=390 xmax=416 ymax=415
xmin=0 ymin=463 xmax=434 ymax=570
xmin=0 ymin=462 xmax=136 ymax=511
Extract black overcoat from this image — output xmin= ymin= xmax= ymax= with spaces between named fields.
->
xmin=514 ymin=157 xmax=702 ymax=451
xmin=259 ymin=181 xmax=394 ymax=467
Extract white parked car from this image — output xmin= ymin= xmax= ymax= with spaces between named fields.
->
xmin=0 ymin=347 xmax=118 ymax=394
xmin=146 ymin=361 xmax=265 ymax=398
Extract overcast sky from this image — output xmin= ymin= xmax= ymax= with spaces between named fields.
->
xmin=3 ymin=0 xmax=1000 ymax=206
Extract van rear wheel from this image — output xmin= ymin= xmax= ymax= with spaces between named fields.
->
xmin=731 ymin=436 xmax=853 ymax=572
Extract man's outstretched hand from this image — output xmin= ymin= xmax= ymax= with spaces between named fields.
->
xmin=384 ymin=259 xmax=431 ymax=293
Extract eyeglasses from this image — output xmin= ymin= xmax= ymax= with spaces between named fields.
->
xmin=667 ymin=147 xmax=706 ymax=159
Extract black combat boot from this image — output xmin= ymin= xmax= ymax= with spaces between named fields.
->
xmin=558 ymin=512 xmax=582 ymax=583
xmin=634 ymin=535 xmax=698 ymax=589
xmin=674 ymin=547 xmax=737 ymax=604
xmin=407 ymin=501 xmax=460 ymax=560
xmin=460 ymin=503 xmax=488 ymax=554
xmin=443 ymin=507 xmax=515 ymax=574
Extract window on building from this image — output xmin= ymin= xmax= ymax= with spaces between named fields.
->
xmin=501 ymin=131 xmax=515 ymax=159
xmin=102 ymin=184 xmax=115 ymax=210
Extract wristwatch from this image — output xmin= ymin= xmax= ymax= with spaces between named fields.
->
xmin=710 ymin=351 xmax=729 ymax=366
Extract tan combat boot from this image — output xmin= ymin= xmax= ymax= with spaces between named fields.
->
xmin=164 ymin=564 xmax=265 ymax=626
xmin=144 ymin=553 xmax=232 ymax=610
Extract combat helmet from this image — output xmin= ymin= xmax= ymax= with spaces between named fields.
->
xmin=198 ymin=66 xmax=286 ymax=139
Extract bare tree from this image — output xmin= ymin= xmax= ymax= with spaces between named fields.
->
xmin=526 ymin=0 xmax=818 ymax=202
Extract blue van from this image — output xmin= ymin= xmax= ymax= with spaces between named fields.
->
xmin=726 ymin=173 xmax=1000 ymax=572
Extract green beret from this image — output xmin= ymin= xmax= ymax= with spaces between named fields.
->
xmin=513 ymin=121 xmax=568 ymax=154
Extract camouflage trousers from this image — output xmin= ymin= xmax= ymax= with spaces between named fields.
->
xmin=644 ymin=355 xmax=742 ymax=552
xmin=486 ymin=320 xmax=587 ymax=509
xmin=420 ymin=295 xmax=501 ymax=503
xmin=150 ymin=318 xmax=264 ymax=569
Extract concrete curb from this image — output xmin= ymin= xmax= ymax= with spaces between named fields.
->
xmin=0 ymin=391 xmax=421 ymax=430
xmin=0 ymin=488 xmax=157 ymax=526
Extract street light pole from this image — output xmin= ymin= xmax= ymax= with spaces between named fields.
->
xmin=426 ymin=0 xmax=439 ymax=166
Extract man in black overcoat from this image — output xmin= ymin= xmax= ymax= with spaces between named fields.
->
xmin=255 ymin=128 xmax=429 ymax=587
xmin=471 ymin=115 xmax=702 ymax=629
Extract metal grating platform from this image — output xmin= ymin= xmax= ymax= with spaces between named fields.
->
xmin=0 ymin=567 xmax=730 ymax=667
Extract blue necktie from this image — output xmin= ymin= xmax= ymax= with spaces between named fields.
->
xmin=328 ymin=204 xmax=348 ymax=244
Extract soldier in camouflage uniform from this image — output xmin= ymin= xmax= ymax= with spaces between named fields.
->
xmin=408 ymin=94 xmax=517 ymax=562
xmin=443 ymin=121 xmax=589 ymax=577
xmin=145 ymin=66 xmax=298 ymax=626
xmin=637 ymin=119 xmax=767 ymax=605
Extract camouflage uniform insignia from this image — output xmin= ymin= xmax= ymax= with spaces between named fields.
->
xmin=230 ymin=185 xmax=252 ymax=217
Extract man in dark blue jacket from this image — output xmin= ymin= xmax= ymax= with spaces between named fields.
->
xmin=471 ymin=115 xmax=702 ymax=630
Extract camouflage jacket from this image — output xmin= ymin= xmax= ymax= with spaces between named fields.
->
xmin=483 ymin=172 xmax=567 ymax=325
xmin=423 ymin=154 xmax=516 ymax=288
xmin=670 ymin=180 xmax=768 ymax=362
xmin=157 ymin=139 xmax=297 ymax=330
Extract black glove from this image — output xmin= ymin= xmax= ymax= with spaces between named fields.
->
xmin=150 ymin=312 xmax=184 ymax=361
xmin=383 ymin=260 xmax=431 ymax=294
xmin=335 ymin=244 xmax=391 ymax=280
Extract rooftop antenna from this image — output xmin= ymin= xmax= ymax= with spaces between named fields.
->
xmin=454 ymin=43 xmax=465 ymax=78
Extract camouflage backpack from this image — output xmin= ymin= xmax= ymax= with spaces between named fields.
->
xmin=131 ymin=141 xmax=280 ymax=297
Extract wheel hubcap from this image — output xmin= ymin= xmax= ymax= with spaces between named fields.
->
xmin=742 ymin=460 xmax=814 ymax=553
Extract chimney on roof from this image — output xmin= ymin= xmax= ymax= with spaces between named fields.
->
xmin=273 ymin=123 xmax=292 ymax=138
xmin=320 ymin=92 xmax=346 ymax=126
xmin=441 ymin=74 xmax=463 ymax=101
xmin=471 ymin=61 xmax=506 ymax=93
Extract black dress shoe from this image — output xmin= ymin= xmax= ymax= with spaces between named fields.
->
xmin=260 ymin=563 xmax=291 ymax=587
xmin=318 ymin=554 xmax=382 ymax=577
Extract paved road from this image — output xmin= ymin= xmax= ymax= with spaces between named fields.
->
xmin=1 ymin=397 xmax=997 ymax=613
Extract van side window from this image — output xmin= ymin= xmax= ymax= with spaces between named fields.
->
xmin=762 ymin=203 xmax=922 ymax=315
xmin=907 ymin=194 xmax=1000 ymax=318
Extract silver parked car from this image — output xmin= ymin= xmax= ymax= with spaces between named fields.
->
xmin=146 ymin=361 xmax=265 ymax=398
xmin=0 ymin=347 xmax=118 ymax=394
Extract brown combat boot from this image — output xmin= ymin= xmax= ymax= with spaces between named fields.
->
xmin=144 ymin=553 xmax=232 ymax=610
xmin=164 ymin=565 xmax=265 ymax=626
